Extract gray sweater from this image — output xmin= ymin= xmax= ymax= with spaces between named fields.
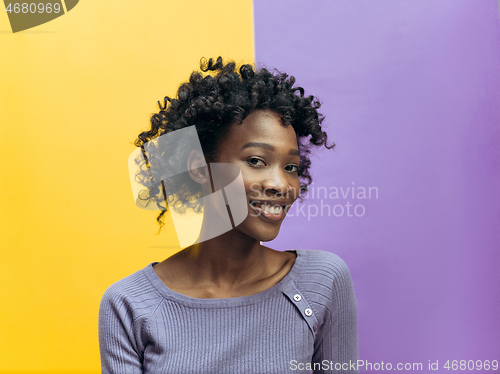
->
xmin=98 ymin=249 xmax=359 ymax=374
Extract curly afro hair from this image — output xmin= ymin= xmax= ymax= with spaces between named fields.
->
xmin=133 ymin=57 xmax=334 ymax=233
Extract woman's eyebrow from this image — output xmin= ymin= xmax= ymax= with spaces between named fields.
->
xmin=241 ymin=142 xmax=300 ymax=156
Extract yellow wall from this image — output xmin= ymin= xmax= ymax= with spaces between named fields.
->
xmin=0 ymin=1 xmax=254 ymax=372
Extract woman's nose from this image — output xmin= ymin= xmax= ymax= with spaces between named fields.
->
xmin=261 ymin=168 xmax=290 ymax=196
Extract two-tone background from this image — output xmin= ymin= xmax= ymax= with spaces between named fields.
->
xmin=1 ymin=1 xmax=499 ymax=373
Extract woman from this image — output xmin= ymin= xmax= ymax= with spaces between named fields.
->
xmin=99 ymin=57 xmax=359 ymax=373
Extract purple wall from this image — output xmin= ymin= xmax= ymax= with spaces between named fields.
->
xmin=255 ymin=1 xmax=500 ymax=372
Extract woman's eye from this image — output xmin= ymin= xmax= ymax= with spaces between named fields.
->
xmin=286 ymin=165 xmax=299 ymax=173
xmin=247 ymin=157 xmax=265 ymax=166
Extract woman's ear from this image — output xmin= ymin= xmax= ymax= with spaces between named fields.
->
xmin=187 ymin=150 xmax=210 ymax=184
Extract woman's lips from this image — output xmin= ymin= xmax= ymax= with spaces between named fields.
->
xmin=249 ymin=202 xmax=285 ymax=222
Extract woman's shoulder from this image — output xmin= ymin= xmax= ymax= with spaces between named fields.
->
xmin=292 ymin=249 xmax=355 ymax=299
xmin=295 ymin=249 xmax=352 ymax=275
xmin=99 ymin=263 xmax=162 ymax=312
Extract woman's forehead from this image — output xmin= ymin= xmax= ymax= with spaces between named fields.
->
xmin=226 ymin=109 xmax=297 ymax=145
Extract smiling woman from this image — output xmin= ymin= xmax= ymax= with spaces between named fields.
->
xmin=98 ymin=57 xmax=359 ymax=374
xmin=214 ymin=109 xmax=302 ymax=242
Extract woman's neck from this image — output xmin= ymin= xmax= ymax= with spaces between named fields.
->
xmin=183 ymin=231 xmax=270 ymax=288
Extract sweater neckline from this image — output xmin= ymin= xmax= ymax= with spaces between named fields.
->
xmin=143 ymin=249 xmax=303 ymax=308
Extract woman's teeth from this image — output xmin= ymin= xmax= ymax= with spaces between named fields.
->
xmin=264 ymin=205 xmax=282 ymax=214
xmin=252 ymin=202 xmax=283 ymax=214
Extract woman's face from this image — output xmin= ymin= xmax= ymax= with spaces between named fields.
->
xmin=212 ymin=109 xmax=301 ymax=242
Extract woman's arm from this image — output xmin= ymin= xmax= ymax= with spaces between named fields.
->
xmin=312 ymin=257 xmax=359 ymax=374
xmin=98 ymin=287 xmax=144 ymax=374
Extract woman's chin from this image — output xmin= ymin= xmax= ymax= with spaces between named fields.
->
xmin=241 ymin=224 xmax=282 ymax=243
xmin=260 ymin=225 xmax=284 ymax=241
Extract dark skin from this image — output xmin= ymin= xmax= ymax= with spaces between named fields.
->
xmin=153 ymin=109 xmax=301 ymax=298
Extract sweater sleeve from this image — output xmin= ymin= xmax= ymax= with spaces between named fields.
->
xmin=98 ymin=286 xmax=144 ymax=374
xmin=311 ymin=256 xmax=359 ymax=374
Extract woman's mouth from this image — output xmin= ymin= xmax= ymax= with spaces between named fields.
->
xmin=249 ymin=201 xmax=286 ymax=221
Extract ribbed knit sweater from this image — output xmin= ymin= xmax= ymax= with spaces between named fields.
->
xmin=98 ymin=249 xmax=359 ymax=374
